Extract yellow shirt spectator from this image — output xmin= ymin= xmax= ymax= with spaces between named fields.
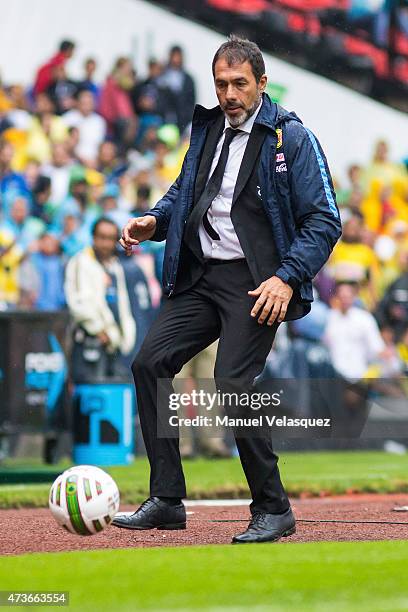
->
xmin=328 ymin=214 xmax=380 ymax=309
xmin=25 ymin=114 xmax=68 ymax=164
xmin=0 ymin=229 xmax=24 ymax=305
xmin=360 ymin=179 xmax=383 ymax=233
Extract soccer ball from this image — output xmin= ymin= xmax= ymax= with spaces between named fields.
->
xmin=49 ymin=465 xmax=120 ymax=535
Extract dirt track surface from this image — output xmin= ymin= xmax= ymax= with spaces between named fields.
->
xmin=2 ymin=494 xmax=408 ymax=556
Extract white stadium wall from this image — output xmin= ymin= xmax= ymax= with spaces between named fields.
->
xmin=1 ymin=0 xmax=408 ymax=181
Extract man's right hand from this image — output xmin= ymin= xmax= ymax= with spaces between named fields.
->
xmin=119 ymin=216 xmax=157 ymax=256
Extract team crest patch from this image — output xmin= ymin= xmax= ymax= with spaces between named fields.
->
xmin=276 ymin=163 xmax=287 ymax=173
xmin=276 ymin=153 xmax=285 ymax=162
xmin=276 ymin=129 xmax=283 ymax=149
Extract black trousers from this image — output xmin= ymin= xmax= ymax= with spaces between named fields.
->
xmin=132 ymin=258 xmax=290 ymax=514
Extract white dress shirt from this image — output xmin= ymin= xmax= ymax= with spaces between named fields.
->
xmin=199 ymin=100 xmax=263 ymax=259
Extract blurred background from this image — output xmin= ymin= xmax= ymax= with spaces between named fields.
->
xmin=0 ymin=0 xmax=408 ymax=467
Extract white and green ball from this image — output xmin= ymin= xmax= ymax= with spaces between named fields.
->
xmin=49 ymin=465 xmax=120 ymax=535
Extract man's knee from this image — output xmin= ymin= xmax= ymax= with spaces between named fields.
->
xmin=131 ymin=349 xmax=146 ymax=378
xmin=214 ymin=361 xmax=253 ymax=385
xmin=132 ymin=347 xmax=158 ymax=376
xmin=131 ymin=346 xmax=176 ymax=379
xmin=214 ymin=351 xmax=267 ymax=385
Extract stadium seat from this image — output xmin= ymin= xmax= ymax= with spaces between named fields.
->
xmin=206 ymin=0 xmax=268 ymax=15
xmin=274 ymin=0 xmax=343 ymax=11
xmin=344 ymin=36 xmax=388 ymax=78
xmin=394 ymin=57 xmax=408 ymax=86
xmin=395 ymin=31 xmax=408 ymax=57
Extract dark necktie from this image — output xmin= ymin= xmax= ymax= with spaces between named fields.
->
xmin=185 ymin=127 xmax=242 ymax=244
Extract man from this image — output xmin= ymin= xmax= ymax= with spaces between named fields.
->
xmin=0 ymin=141 xmax=29 ymax=202
xmin=1 ymin=195 xmax=44 ymax=251
xmin=364 ymin=139 xmax=407 ymax=190
xmin=25 ymin=92 xmax=68 ymax=164
xmin=34 ymin=40 xmax=75 ymax=96
xmin=115 ymin=36 xmax=341 ymax=543
xmin=99 ymin=57 xmax=137 ymax=150
xmin=78 ymin=58 xmax=100 ymax=105
xmin=376 ymin=249 xmax=408 ymax=340
xmin=328 ymin=210 xmax=379 ymax=309
xmin=41 ymin=143 xmax=73 ymax=205
xmin=158 ymin=45 xmax=196 ymax=133
xmin=324 ymin=282 xmax=386 ymax=380
xmin=31 ymin=175 xmax=54 ymax=224
xmin=131 ymin=58 xmax=165 ymax=119
xmin=63 ymin=90 xmax=106 ymax=166
xmin=30 ymin=233 xmax=65 ymax=311
xmin=46 ymin=64 xmax=78 ymax=115
xmin=97 ymin=140 xmax=126 ymax=183
xmin=65 ymin=217 xmax=135 ymax=382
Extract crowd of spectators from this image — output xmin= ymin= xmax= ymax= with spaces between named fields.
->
xmin=269 ymin=137 xmax=408 ymax=389
xmin=1 ymin=38 xmax=408 ymax=392
xmin=322 ymin=138 xmax=408 ymax=376
xmin=0 ymin=40 xmax=195 ymax=319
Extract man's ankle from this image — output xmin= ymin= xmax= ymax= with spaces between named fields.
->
xmin=157 ymin=496 xmax=182 ymax=505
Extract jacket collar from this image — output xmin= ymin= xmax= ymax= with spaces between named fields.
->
xmin=191 ymin=92 xmax=300 ymax=131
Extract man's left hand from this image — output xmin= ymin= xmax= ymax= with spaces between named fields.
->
xmin=248 ymin=276 xmax=293 ymax=325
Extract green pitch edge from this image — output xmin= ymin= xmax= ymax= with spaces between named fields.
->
xmin=0 ymin=469 xmax=62 ymax=485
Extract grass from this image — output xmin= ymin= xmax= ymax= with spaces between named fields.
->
xmin=1 ymin=541 xmax=408 ymax=611
xmin=1 ymin=451 xmax=408 ymax=509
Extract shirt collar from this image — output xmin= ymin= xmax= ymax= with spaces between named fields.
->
xmin=223 ymin=98 xmax=263 ymax=134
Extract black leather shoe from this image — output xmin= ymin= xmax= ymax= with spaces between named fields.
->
xmin=112 ymin=497 xmax=186 ymax=530
xmin=232 ymin=507 xmax=296 ymax=544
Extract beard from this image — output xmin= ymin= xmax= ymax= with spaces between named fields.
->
xmin=223 ymin=93 xmax=262 ymax=128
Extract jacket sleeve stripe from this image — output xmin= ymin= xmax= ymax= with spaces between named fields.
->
xmin=304 ymin=127 xmax=339 ymax=219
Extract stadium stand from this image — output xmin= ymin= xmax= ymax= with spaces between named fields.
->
xmin=159 ymin=0 xmax=408 ymax=109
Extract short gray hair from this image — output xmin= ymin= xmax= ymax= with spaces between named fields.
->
xmin=212 ymin=35 xmax=266 ymax=83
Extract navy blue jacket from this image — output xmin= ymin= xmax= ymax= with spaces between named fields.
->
xmin=146 ymin=93 xmax=342 ymax=305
